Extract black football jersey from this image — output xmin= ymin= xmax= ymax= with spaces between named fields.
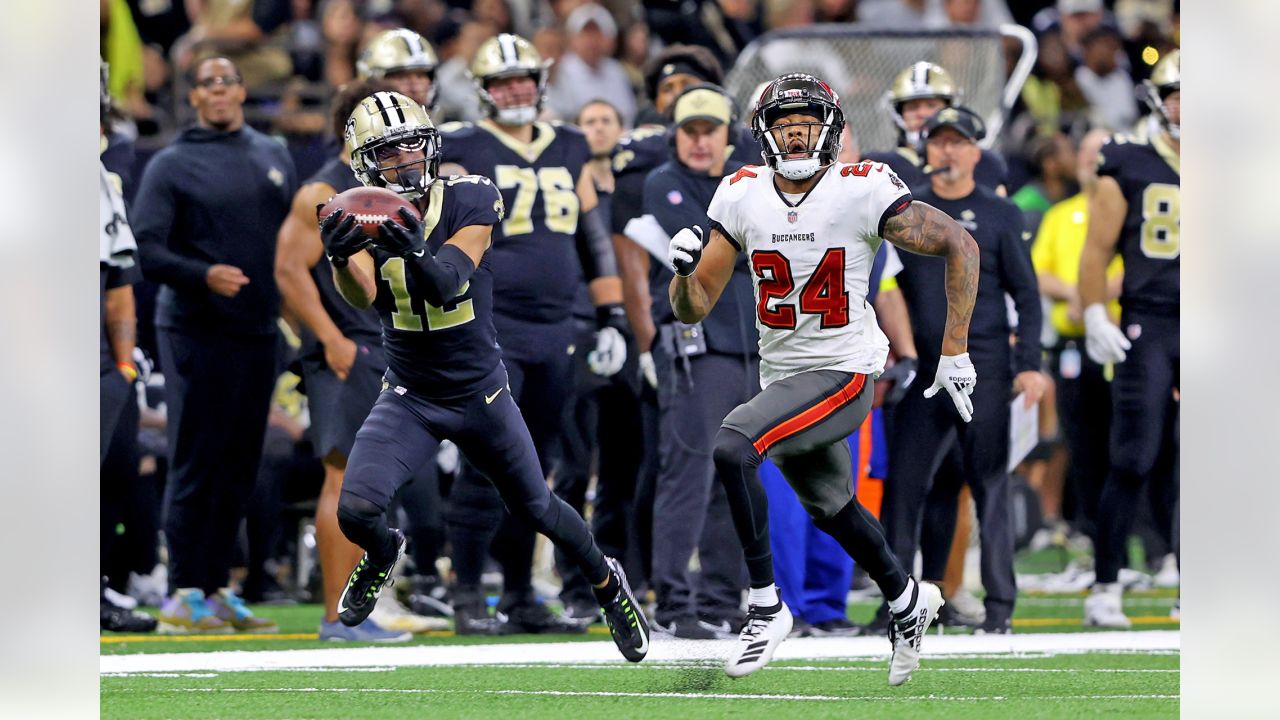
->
xmin=1096 ymin=134 xmax=1180 ymax=316
xmin=439 ymin=120 xmax=590 ymax=324
xmin=368 ymin=176 xmax=505 ymax=399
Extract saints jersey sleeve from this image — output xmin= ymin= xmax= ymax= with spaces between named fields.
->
xmin=443 ymin=175 xmax=504 ymax=230
xmin=1095 ymin=136 xmax=1127 ymax=180
xmin=863 ymin=163 xmax=913 ymax=239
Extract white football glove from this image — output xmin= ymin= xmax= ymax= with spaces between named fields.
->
xmin=588 ymin=326 xmax=627 ymax=377
xmin=1083 ymin=303 xmax=1131 ymax=364
xmin=638 ymin=351 xmax=658 ymax=389
xmin=923 ymin=352 xmax=977 ymax=422
xmin=668 ymin=226 xmax=704 ymax=277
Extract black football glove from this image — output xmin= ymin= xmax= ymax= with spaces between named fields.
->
xmin=879 ymin=356 xmax=918 ymax=406
xmin=376 ymin=207 xmax=427 ymax=258
xmin=318 ymin=209 xmax=371 ymax=268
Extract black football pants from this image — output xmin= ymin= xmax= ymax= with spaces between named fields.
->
xmin=157 ymin=327 xmax=277 ymax=594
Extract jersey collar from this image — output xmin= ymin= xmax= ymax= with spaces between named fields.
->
xmin=772 ymin=165 xmax=831 ymax=208
xmin=419 ymin=180 xmax=445 ymax=239
xmin=1151 ymin=133 xmax=1180 ymax=176
xmin=478 ymin=119 xmax=557 ymax=163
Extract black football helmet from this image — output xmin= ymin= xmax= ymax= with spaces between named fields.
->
xmin=751 ymin=73 xmax=844 ymax=181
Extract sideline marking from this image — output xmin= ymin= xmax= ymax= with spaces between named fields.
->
xmin=101 ymin=631 xmax=1179 ymax=674
xmin=128 ymin=687 xmax=1180 ymax=702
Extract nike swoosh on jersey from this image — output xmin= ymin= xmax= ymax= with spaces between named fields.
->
xmin=485 ymin=388 xmax=503 ymax=404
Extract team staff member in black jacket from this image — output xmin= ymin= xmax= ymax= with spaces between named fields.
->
xmin=133 ymin=57 xmax=296 ymax=634
xmin=878 ymin=107 xmax=1045 ymax=634
xmin=632 ymin=86 xmax=755 ymax=639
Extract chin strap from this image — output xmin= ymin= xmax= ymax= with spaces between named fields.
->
xmin=495 ymin=105 xmax=538 ymax=126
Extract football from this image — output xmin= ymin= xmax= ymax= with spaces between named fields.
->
xmin=318 ymin=186 xmax=420 ymax=238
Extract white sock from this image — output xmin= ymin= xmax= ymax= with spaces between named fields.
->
xmin=887 ymin=578 xmax=918 ymax=615
xmin=748 ymin=585 xmax=779 ymax=608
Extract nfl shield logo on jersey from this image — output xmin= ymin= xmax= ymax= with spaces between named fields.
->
xmin=787 ymin=210 xmax=798 ymax=223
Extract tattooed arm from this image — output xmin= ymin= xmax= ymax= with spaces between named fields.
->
xmin=881 ymin=201 xmax=980 ymax=356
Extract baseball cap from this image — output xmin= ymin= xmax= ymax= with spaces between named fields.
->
xmin=673 ymin=86 xmax=733 ymax=127
xmin=1057 ymin=0 xmax=1103 ymax=14
xmin=566 ymin=4 xmax=618 ymax=39
xmin=922 ymin=106 xmax=986 ymax=141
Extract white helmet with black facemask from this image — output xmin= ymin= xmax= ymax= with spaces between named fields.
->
xmin=751 ymin=74 xmax=845 ymax=182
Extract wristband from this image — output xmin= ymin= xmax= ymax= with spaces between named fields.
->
xmin=329 ymin=254 xmax=349 ymax=269
xmin=117 ymin=362 xmax=139 ymax=382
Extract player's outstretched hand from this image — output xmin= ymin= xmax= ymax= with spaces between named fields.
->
xmin=1082 ymin=303 xmax=1130 ymax=364
xmin=376 ymin=208 xmax=427 ymax=258
xmin=923 ymin=353 xmax=976 ymax=422
xmin=319 ymin=210 xmax=371 ymax=268
xmin=668 ymin=226 xmax=704 ymax=277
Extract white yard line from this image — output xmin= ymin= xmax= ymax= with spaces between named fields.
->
xmin=146 ymin=688 xmax=1179 ymax=702
xmin=101 ymin=631 xmax=1178 ymax=675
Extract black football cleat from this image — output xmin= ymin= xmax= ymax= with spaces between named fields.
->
xmin=598 ymin=557 xmax=649 ymax=662
xmin=452 ymin=588 xmax=515 ymax=636
xmin=336 ymin=529 xmax=406 ymax=627
xmin=501 ymin=596 xmax=589 ymax=635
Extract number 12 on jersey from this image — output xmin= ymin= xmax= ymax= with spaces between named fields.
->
xmin=751 ymin=249 xmax=850 ymax=329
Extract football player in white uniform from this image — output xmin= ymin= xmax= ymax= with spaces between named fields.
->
xmin=668 ymin=74 xmax=980 ymax=684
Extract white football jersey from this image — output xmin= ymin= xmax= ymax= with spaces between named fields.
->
xmin=707 ymin=161 xmax=912 ymax=388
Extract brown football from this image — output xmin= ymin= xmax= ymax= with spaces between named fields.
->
xmin=318 ymin=186 xmax=421 ymax=238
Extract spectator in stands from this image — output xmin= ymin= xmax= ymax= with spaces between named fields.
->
xmin=133 ymin=56 xmax=296 ymax=634
xmin=173 ymin=0 xmax=294 ymax=88
xmin=472 ymin=0 xmax=515 ymax=34
xmin=1011 ymin=133 xmax=1078 ymax=234
xmin=1076 ymin=26 xmax=1140 ymax=131
xmin=546 ymin=3 xmax=637 ymax=124
xmin=432 ymin=19 xmax=493 ymax=122
xmin=322 ymin=0 xmax=365 ymax=88
xmin=932 ymin=0 xmax=1013 ymax=29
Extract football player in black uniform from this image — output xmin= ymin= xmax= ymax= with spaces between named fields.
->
xmin=864 ymin=61 xmax=1008 ymax=194
xmin=1079 ymin=50 xmax=1180 ymax=628
xmin=321 ymin=91 xmax=649 ymax=661
xmin=275 ymin=80 xmax=435 ymax=642
xmin=437 ymin=34 xmax=629 ymax=634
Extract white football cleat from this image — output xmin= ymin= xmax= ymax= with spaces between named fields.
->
xmin=725 ymin=601 xmax=793 ymax=678
xmin=1084 ymin=585 xmax=1132 ymax=629
xmin=371 ymin=592 xmax=450 ymax=633
xmin=888 ymin=581 xmax=944 ymax=687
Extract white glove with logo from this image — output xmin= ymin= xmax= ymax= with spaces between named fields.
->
xmin=923 ymin=352 xmax=977 ymax=422
xmin=638 ymin=351 xmax=658 ymax=389
xmin=588 ymin=326 xmax=627 ymax=377
xmin=1083 ymin=303 xmax=1131 ymax=364
xmin=668 ymin=226 xmax=704 ymax=276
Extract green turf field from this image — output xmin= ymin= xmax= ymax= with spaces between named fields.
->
xmin=102 ymin=651 xmax=1178 ymax=719
xmin=101 ymin=589 xmax=1179 ymax=718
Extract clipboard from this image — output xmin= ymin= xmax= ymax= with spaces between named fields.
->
xmin=1008 ymin=392 xmax=1040 ymax=472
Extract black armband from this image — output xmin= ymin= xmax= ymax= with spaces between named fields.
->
xmin=576 ymin=205 xmax=619 ymax=281
xmin=404 ymin=244 xmax=476 ymax=307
